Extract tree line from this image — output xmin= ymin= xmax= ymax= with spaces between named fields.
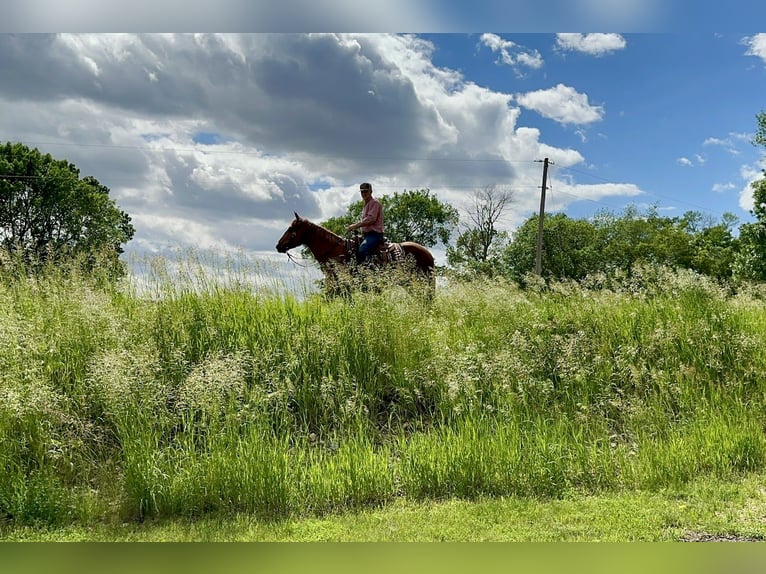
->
xmin=325 ymin=186 xmax=747 ymax=283
xmin=1 ymin=110 xmax=765 ymax=285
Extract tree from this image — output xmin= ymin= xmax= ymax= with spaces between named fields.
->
xmin=732 ymin=112 xmax=766 ymax=282
xmin=501 ymin=213 xmax=602 ymax=282
xmin=734 ymin=179 xmax=766 ymax=282
xmin=755 ymin=110 xmax=766 ymax=149
xmin=323 ymin=188 xmax=458 ymax=247
xmin=447 ymin=185 xmax=513 ymax=277
xmin=685 ymin=211 xmax=738 ymax=280
xmin=499 ymin=206 xmax=738 ymax=284
xmin=0 ymin=142 xmax=134 ymax=274
xmin=594 ymin=205 xmax=690 ymax=272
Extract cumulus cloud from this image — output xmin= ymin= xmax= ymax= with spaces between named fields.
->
xmin=555 ymin=33 xmax=627 ymax=56
xmin=743 ymin=33 xmax=766 ymax=64
xmin=0 ymin=33 xmax=642 ymax=279
xmin=739 ymin=160 xmax=766 ymax=212
xmin=479 ymin=33 xmax=544 ymax=75
xmin=515 ymin=83 xmax=604 ymax=125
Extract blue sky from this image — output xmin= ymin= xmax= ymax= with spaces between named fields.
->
xmin=424 ymin=33 xmax=765 ymax=222
xmin=0 ymin=32 xmax=764 ymax=281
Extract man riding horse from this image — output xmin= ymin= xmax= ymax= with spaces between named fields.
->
xmin=275 ymin=181 xmax=436 ymax=296
xmin=345 ymin=182 xmax=384 ymax=263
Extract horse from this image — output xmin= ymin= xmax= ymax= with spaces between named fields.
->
xmin=276 ymin=212 xmax=435 ymax=296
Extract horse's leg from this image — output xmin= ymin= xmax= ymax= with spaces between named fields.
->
xmin=401 ymin=244 xmax=436 ymax=299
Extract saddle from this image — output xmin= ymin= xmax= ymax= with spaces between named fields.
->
xmin=346 ymin=235 xmax=405 ymax=265
xmin=375 ymin=240 xmax=405 ymax=264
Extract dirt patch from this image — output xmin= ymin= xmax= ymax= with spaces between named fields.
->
xmin=679 ymin=531 xmax=764 ymax=542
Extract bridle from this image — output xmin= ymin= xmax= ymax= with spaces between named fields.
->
xmin=280 ymin=220 xmax=346 ymax=266
xmin=284 ymin=250 xmax=311 ymax=268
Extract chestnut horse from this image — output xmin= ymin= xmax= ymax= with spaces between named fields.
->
xmin=276 ymin=212 xmax=435 ymax=295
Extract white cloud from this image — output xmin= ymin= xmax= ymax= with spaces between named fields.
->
xmin=703 ymin=133 xmax=749 ymax=155
xmin=743 ymin=33 xmax=766 ymax=64
xmin=739 ymin=160 xmax=766 ymax=212
xmin=479 ymin=33 xmax=544 ymax=75
xmin=515 ymin=83 xmax=604 ymax=125
xmin=712 ymin=182 xmax=736 ymax=193
xmin=677 ymin=155 xmax=706 ymax=167
xmin=555 ymin=33 xmax=627 ymax=56
xmin=0 ymin=33 xmax=644 ymax=277
xmin=546 ymin=181 xmax=643 ymax=213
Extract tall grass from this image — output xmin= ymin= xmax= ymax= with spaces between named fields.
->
xmin=1 ymin=253 xmax=766 ymax=527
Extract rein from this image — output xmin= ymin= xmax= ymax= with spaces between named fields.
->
xmin=285 ymin=251 xmax=311 ymax=268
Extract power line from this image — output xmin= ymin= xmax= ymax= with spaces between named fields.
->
xmin=551 ymin=165 xmax=732 ymax=220
xmin=14 ymin=139 xmax=539 ymax=165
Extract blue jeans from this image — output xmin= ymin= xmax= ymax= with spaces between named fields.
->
xmin=358 ymin=232 xmax=384 ymax=262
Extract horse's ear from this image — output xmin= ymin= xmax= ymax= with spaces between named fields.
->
xmin=294 ymin=211 xmax=300 ymax=220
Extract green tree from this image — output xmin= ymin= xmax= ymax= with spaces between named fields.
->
xmin=685 ymin=211 xmax=738 ymax=280
xmin=500 ymin=206 xmax=738 ymax=284
xmin=0 ymin=142 xmax=134 ymax=274
xmin=754 ymin=110 xmax=766 ymax=149
xmin=594 ymin=205 xmax=693 ymax=272
xmin=323 ymin=188 xmax=458 ymax=247
xmin=732 ymin=112 xmax=766 ymax=282
xmin=734 ymin=179 xmax=766 ymax=282
xmin=593 ymin=206 xmax=741 ymax=278
xmin=500 ymin=213 xmax=602 ymax=282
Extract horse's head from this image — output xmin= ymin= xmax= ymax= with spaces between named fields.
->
xmin=276 ymin=212 xmax=311 ymax=253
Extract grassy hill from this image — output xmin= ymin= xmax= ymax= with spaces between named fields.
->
xmin=2 ymin=253 xmax=766 ymax=534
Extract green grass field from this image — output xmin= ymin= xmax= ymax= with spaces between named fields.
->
xmin=2 ymin=252 xmax=766 ymax=541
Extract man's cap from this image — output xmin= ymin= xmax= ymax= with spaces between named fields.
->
xmin=359 ymin=182 xmax=372 ymax=192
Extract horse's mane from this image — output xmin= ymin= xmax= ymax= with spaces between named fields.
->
xmin=302 ymin=218 xmax=345 ymax=245
xmin=296 ymin=216 xmax=348 ymax=263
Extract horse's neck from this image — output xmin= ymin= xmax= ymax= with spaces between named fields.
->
xmin=304 ymin=223 xmax=346 ymax=263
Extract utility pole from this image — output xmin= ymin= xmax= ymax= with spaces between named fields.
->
xmin=534 ymin=157 xmax=551 ymax=276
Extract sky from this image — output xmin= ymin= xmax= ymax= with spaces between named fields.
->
xmin=1 ymin=27 xmax=765 ymax=287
